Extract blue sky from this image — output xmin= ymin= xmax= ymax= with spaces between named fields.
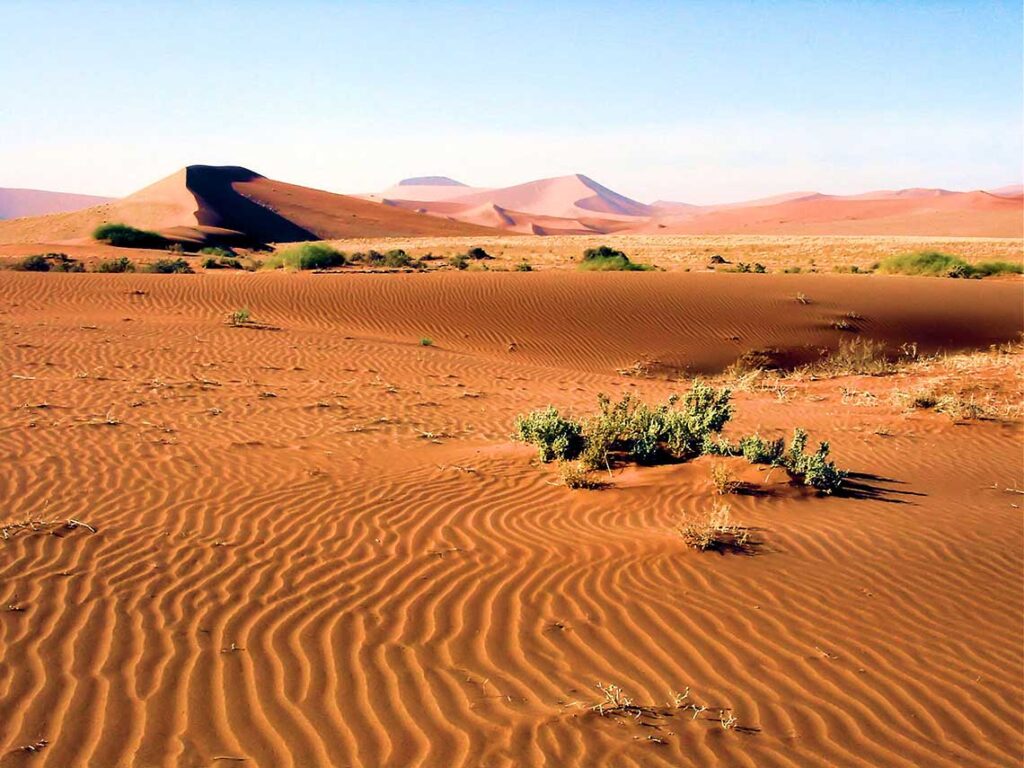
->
xmin=1 ymin=1 xmax=1020 ymax=203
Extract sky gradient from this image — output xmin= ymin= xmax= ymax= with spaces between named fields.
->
xmin=1 ymin=0 xmax=1021 ymax=203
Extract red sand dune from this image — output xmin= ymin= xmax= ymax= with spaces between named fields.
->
xmin=636 ymin=190 xmax=1024 ymax=237
xmin=0 ymin=270 xmax=1020 ymax=767
xmin=0 ymin=187 xmax=113 ymax=219
xmin=0 ymin=166 xmax=501 ymax=246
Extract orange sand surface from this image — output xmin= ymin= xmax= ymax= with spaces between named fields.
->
xmin=0 ymin=271 xmax=1021 ymax=767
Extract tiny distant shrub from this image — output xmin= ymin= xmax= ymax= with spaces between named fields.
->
xmin=203 ymin=256 xmax=243 ymax=270
xmin=515 ymin=261 xmax=533 ymax=272
xmin=514 ymin=407 xmax=585 ymax=463
xmin=709 ymin=254 xmax=727 ymax=265
xmin=449 ymin=254 xmax=469 ymax=270
xmin=783 ymin=265 xmax=802 ymax=274
xmin=579 ymin=245 xmax=653 ymax=272
xmin=877 ymin=251 xmax=1023 ymax=278
xmin=752 ymin=262 xmax=766 ymax=273
xmin=419 ymin=337 xmax=434 ymax=347
xmin=228 ymin=308 xmax=252 ymax=326
xmin=199 ymin=246 xmax=236 ymax=259
xmin=95 ymin=256 xmax=136 ymax=273
xmin=678 ymin=501 xmax=751 ymax=553
xmin=93 ymin=222 xmax=168 ymax=249
xmin=265 ymin=243 xmax=346 ymax=271
xmin=466 ymin=246 xmax=492 ymax=260
xmin=145 ymin=258 xmax=194 ymax=274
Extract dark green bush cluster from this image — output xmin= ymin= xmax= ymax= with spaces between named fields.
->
xmin=203 ymin=256 xmax=243 ymax=270
xmin=348 ymin=248 xmax=423 ymax=269
xmin=93 ymin=223 xmax=168 ymax=249
xmin=731 ymin=262 xmax=766 ymax=273
xmin=449 ymin=254 xmax=469 ymax=270
xmin=266 ymin=243 xmax=346 ymax=270
xmin=876 ymin=251 xmax=1023 ymax=278
xmin=144 ymin=258 xmax=194 ymax=274
xmin=579 ymin=245 xmax=654 ymax=272
xmin=95 ymin=256 xmax=136 ymax=273
xmin=18 ymin=253 xmax=84 ymax=272
xmin=515 ymin=385 xmax=847 ymax=494
xmin=515 ymin=261 xmax=533 ymax=272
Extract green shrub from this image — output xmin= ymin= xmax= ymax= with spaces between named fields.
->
xmin=576 ymin=382 xmax=733 ymax=467
xmin=419 ymin=337 xmax=434 ymax=347
xmin=93 ymin=222 xmax=168 ymax=249
xmin=579 ymin=245 xmax=653 ymax=272
xmin=144 ymin=258 xmax=194 ymax=274
xmin=449 ymin=254 xmax=469 ymax=270
xmin=783 ymin=428 xmax=846 ymax=493
xmin=514 ymin=407 xmax=585 ymax=463
xmin=228 ymin=308 xmax=251 ymax=326
xmin=738 ymin=433 xmax=785 ymax=464
xmin=265 ymin=243 xmax=346 ymax=270
xmin=382 ymin=249 xmax=416 ymax=268
xmin=515 ymin=261 xmax=533 ymax=272
xmin=95 ymin=256 xmax=136 ymax=273
xmin=877 ymin=251 xmax=1023 ymax=278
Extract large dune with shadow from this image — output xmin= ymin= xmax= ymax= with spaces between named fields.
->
xmin=0 ymin=269 xmax=1021 ymax=767
xmin=0 ymin=166 xmax=501 ymax=247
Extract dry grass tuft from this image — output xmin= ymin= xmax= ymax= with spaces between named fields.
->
xmin=677 ymin=500 xmax=753 ymax=553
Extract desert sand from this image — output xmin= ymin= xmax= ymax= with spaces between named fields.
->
xmin=0 ymin=268 xmax=1021 ymax=767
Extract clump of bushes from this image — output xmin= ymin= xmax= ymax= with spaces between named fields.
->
xmin=449 ymin=254 xmax=469 ymax=270
xmin=17 ymin=253 xmax=84 ymax=272
xmin=203 ymin=256 xmax=243 ymax=270
xmin=93 ymin=222 xmax=168 ymax=249
xmin=515 ymin=383 xmax=847 ymax=494
xmin=876 ymin=251 xmax=1023 ymax=278
xmin=199 ymin=246 xmax=236 ymax=259
xmin=515 ymin=261 xmax=533 ymax=272
xmin=264 ymin=243 xmax=346 ymax=270
xmin=465 ymin=247 xmax=492 ymax=260
xmin=144 ymin=258 xmax=194 ymax=274
xmin=348 ymin=249 xmax=422 ymax=269
xmin=578 ymin=245 xmax=654 ymax=272
xmin=95 ymin=256 xmax=136 ymax=273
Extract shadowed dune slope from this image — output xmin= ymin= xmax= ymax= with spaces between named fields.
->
xmin=0 ymin=271 xmax=1021 ymax=767
xmin=0 ymin=166 xmax=501 ymax=246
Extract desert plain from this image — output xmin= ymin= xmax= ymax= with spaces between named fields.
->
xmin=0 ymin=167 xmax=1022 ymax=768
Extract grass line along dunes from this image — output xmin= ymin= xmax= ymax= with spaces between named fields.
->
xmin=0 ymin=266 xmax=1022 ymax=766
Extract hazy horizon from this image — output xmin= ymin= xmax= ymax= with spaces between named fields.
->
xmin=2 ymin=1 xmax=1021 ymax=204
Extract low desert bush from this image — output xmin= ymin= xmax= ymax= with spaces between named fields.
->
xmin=558 ymin=460 xmax=604 ymax=489
xmin=678 ymin=500 xmax=751 ymax=553
xmin=514 ymin=406 xmax=586 ymax=463
xmin=93 ymin=222 xmax=168 ymax=249
xmin=144 ymin=258 xmax=194 ymax=274
xmin=95 ymin=256 xmax=136 ymax=273
xmin=579 ymin=245 xmax=654 ymax=272
xmin=199 ymin=246 xmax=236 ymax=259
xmin=710 ymin=462 xmax=739 ymax=495
xmin=738 ymin=433 xmax=786 ymax=465
xmin=449 ymin=254 xmax=469 ymax=270
xmin=783 ymin=428 xmax=846 ymax=493
xmin=228 ymin=307 xmax=252 ymax=326
xmin=877 ymin=251 xmax=1023 ymax=279
xmin=465 ymin=246 xmax=492 ymax=260
xmin=18 ymin=253 xmax=84 ymax=272
xmin=419 ymin=337 xmax=434 ymax=347
xmin=265 ymin=243 xmax=346 ymax=270
xmin=515 ymin=260 xmax=533 ymax=272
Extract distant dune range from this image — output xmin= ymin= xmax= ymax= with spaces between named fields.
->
xmin=0 ymin=187 xmax=113 ymax=219
xmin=0 ymin=166 xmax=500 ymax=246
xmin=377 ymin=176 xmax=1023 ymax=237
